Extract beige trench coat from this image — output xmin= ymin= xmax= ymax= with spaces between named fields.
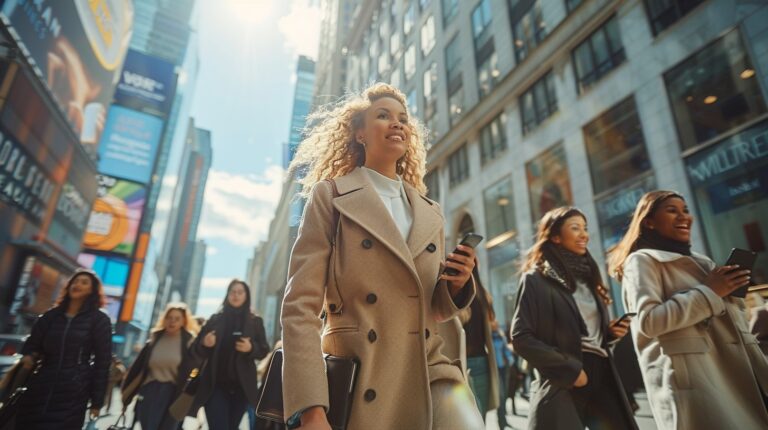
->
xmin=281 ymin=168 xmax=476 ymax=429
xmin=622 ymin=249 xmax=768 ymax=430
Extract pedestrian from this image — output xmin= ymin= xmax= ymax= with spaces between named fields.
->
xmin=608 ymin=190 xmax=768 ymax=429
xmin=460 ymin=264 xmax=499 ymax=423
xmin=281 ymin=82 xmax=484 ymax=429
xmin=104 ymin=355 xmax=126 ymax=414
xmin=188 ymin=279 xmax=270 ymax=430
xmin=15 ymin=269 xmax=112 ymax=429
xmin=121 ymin=303 xmax=199 ymax=430
xmin=511 ymin=206 xmax=638 ymax=430
xmin=491 ymin=319 xmax=514 ymax=429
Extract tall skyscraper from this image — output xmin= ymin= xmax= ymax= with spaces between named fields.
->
xmin=285 ymin=56 xmax=316 ymax=168
xmin=152 ymin=120 xmax=212 ymax=324
xmin=314 ymin=0 xmax=360 ymax=106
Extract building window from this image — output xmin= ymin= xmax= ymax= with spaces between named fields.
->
xmin=664 ymin=29 xmax=766 ymax=151
xmin=525 ymin=143 xmax=573 ymax=223
xmin=483 ymin=177 xmax=516 ymax=240
xmin=378 ymin=51 xmax=390 ymax=75
xmin=390 ymin=32 xmax=402 ymax=61
xmin=445 ymin=34 xmax=462 ymax=82
xmin=448 ymin=144 xmax=470 ymax=187
xmin=583 ymin=96 xmax=652 ymax=195
xmin=420 ymin=0 xmax=431 ymax=10
xmin=404 ymin=1 xmax=416 ymax=34
xmin=566 ymin=0 xmax=582 ymax=11
xmin=421 ymin=15 xmax=436 ymax=56
xmin=644 ymin=0 xmax=705 ymax=36
xmin=510 ymin=0 xmax=547 ymax=63
xmin=480 ymin=112 xmax=508 ymax=164
xmin=407 ymin=89 xmax=419 ymax=117
xmin=423 ymin=62 xmax=438 ymax=126
xmin=448 ymin=85 xmax=464 ymax=125
xmin=472 ymin=0 xmax=493 ymax=48
xmin=477 ymin=47 xmax=499 ymax=98
xmin=572 ymin=16 xmax=625 ymax=92
xmin=520 ymin=71 xmax=558 ymax=134
xmin=390 ymin=66 xmax=401 ymax=90
xmin=404 ymin=44 xmax=416 ymax=80
xmin=425 ymin=169 xmax=440 ymax=201
xmin=442 ymin=0 xmax=459 ymax=25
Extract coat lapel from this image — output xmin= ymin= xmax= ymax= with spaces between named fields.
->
xmin=403 ymin=184 xmax=442 ymax=257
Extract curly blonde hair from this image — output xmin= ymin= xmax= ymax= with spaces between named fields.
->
xmin=290 ymin=82 xmax=429 ymax=195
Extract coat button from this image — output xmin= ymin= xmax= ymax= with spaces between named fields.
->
xmin=366 ymin=293 xmax=377 ymax=304
xmin=368 ymin=329 xmax=377 ymax=343
xmin=425 ymin=329 xmax=430 ymax=339
xmin=426 ymin=243 xmax=437 ymax=253
xmin=364 ymin=389 xmax=376 ymax=402
xmin=362 ymin=239 xmax=373 ymax=249
xmin=328 ymin=304 xmax=337 ymax=312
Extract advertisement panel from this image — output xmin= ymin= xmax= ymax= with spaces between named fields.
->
xmin=8 ymin=256 xmax=67 ymax=320
xmin=82 ymin=175 xmax=146 ymax=256
xmin=114 ymin=49 xmax=177 ymax=117
xmin=525 ymin=143 xmax=573 ymax=225
xmin=97 ymin=106 xmax=164 ymax=184
xmin=77 ymin=252 xmax=128 ymax=322
xmin=0 ymin=0 xmax=134 ymax=151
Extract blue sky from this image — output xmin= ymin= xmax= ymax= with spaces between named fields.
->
xmin=155 ymin=0 xmax=321 ymax=316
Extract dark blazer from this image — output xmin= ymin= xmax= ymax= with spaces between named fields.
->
xmin=510 ymin=262 xmax=638 ymax=430
xmin=121 ymin=329 xmax=195 ymax=407
xmin=16 ymin=307 xmax=112 ymax=429
xmin=188 ymin=312 xmax=269 ymax=414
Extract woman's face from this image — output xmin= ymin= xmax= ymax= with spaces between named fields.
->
xmin=68 ymin=274 xmax=94 ymax=301
xmin=645 ymin=197 xmax=693 ymax=243
xmin=227 ymin=283 xmax=247 ymax=308
xmin=164 ymin=309 xmax=185 ymax=334
xmin=552 ymin=215 xmax=589 ymax=255
xmin=357 ymin=97 xmax=411 ymax=166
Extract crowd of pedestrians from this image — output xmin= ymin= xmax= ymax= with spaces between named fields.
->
xmin=4 ymin=82 xmax=767 ymax=430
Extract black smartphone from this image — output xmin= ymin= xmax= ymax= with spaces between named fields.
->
xmin=232 ymin=331 xmax=243 ymax=339
xmin=611 ymin=312 xmax=637 ymax=327
xmin=444 ymin=233 xmax=484 ymax=276
xmin=725 ymin=248 xmax=758 ymax=298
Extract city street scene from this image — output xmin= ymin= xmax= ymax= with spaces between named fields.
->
xmin=0 ymin=0 xmax=767 ymax=429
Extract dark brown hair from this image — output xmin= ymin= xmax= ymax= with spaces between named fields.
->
xmin=607 ymin=190 xmax=684 ymax=281
xmin=55 ymin=269 xmax=106 ymax=311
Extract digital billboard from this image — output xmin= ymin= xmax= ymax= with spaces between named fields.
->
xmin=114 ymin=49 xmax=177 ymax=117
xmin=77 ymin=252 xmax=128 ymax=321
xmin=97 ymin=105 xmax=164 ymax=184
xmin=82 ymin=175 xmax=146 ymax=256
xmin=0 ymin=0 xmax=134 ymax=151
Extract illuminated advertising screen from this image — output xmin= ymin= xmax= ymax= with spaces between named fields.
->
xmin=97 ymin=106 xmax=164 ymax=184
xmin=0 ymin=0 xmax=133 ymax=151
xmin=77 ymin=252 xmax=128 ymax=321
xmin=525 ymin=143 xmax=574 ymax=225
xmin=115 ymin=49 xmax=177 ymax=117
xmin=82 ymin=175 xmax=146 ymax=256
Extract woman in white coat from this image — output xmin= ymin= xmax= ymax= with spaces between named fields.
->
xmin=608 ymin=190 xmax=768 ymax=429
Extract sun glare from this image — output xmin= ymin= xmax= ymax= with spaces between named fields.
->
xmin=229 ymin=0 xmax=273 ymax=25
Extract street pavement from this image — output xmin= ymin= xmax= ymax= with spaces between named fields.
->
xmin=94 ymin=388 xmax=658 ymax=429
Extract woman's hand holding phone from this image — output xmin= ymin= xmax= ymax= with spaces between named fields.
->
xmin=235 ymin=336 xmax=252 ymax=353
xmin=441 ymin=245 xmax=476 ymax=294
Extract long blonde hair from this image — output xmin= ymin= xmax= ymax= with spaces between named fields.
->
xmin=290 ymin=82 xmax=428 ymax=195
xmin=606 ymin=190 xmax=684 ymax=281
xmin=152 ymin=302 xmax=200 ymax=335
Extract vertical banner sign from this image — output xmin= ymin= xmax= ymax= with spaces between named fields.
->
xmin=97 ymin=106 xmax=164 ymax=184
xmin=82 ymin=175 xmax=146 ymax=256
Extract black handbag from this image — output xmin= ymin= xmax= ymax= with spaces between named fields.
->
xmin=168 ymin=359 xmax=207 ymax=421
xmin=255 ymin=349 xmax=358 ymax=430
xmin=106 ymin=410 xmax=131 ymax=430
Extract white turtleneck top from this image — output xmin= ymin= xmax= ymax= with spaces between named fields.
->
xmin=363 ymin=167 xmax=413 ymax=240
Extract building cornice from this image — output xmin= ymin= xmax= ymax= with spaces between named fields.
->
xmin=345 ymin=0 xmax=381 ymax=52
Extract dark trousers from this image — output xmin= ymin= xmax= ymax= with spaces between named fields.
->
xmin=137 ymin=381 xmax=179 ymax=430
xmin=205 ymin=386 xmax=248 ymax=430
xmin=496 ymin=366 xmax=510 ymax=429
xmin=571 ymin=352 xmax=633 ymax=430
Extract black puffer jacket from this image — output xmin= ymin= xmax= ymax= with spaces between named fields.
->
xmin=16 ymin=306 xmax=112 ymax=429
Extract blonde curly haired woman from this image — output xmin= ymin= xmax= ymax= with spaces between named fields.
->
xmin=281 ymin=83 xmax=484 ymax=429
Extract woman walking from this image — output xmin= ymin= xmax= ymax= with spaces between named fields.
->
xmin=121 ymin=303 xmax=198 ymax=430
xmin=281 ymin=83 xmax=484 ymax=429
xmin=16 ymin=269 xmax=112 ymax=429
xmin=189 ymin=279 xmax=269 ymax=430
xmin=608 ymin=191 xmax=768 ymax=429
xmin=511 ymin=207 xmax=638 ymax=429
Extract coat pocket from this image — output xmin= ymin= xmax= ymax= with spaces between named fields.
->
xmin=660 ymin=336 xmax=709 ymax=389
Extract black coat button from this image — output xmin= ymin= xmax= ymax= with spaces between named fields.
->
xmin=366 ymin=293 xmax=377 ymax=304
xmin=425 ymin=329 xmax=430 ymax=339
xmin=368 ymin=329 xmax=377 ymax=343
xmin=362 ymin=239 xmax=373 ymax=249
xmin=426 ymin=243 xmax=437 ymax=253
xmin=364 ymin=389 xmax=376 ymax=402
xmin=328 ymin=304 xmax=337 ymax=312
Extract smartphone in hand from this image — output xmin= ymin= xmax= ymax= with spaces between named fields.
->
xmin=611 ymin=312 xmax=637 ymax=327
xmin=444 ymin=233 xmax=484 ymax=276
xmin=725 ymin=248 xmax=757 ymax=298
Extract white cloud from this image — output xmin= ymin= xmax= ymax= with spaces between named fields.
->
xmin=206 ymin=246 xmax=219 ymax=256
xmin=198 ymin=166 xmax=285 ymax=247
xmin=277 ymin=0 xmax=321 ymax=59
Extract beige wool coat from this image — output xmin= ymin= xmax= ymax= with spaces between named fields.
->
xmin=622 ymin=249 xmax=768 ymax=430
xmin=281 ymin=168 xmax=476 ymax=429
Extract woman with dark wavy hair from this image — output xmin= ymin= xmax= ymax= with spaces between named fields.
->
xmin=16 ymin=268 xmax=112 ymax=429
xmin=511 ymin=207 xmax=637 ymax=429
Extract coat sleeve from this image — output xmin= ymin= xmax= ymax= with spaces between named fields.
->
xmin=247 ymin=316 xmax=270 ymax=361
xmin=121 ymin=342 xmax=151 ymax=406
xmin=431 ymin=213 xmax=476 ymax=322
xmin=622 ymin=252 xmax=725 ymax=339
xmin=280 ymin=181 xmax=335 ymax=419
xmin=510 ymin=274 xmax=582 ymax=388
xmin=89 ymin=312 xmax=113 ymax=409
xmin=20 ymin=312 xmax=50 ymax=357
